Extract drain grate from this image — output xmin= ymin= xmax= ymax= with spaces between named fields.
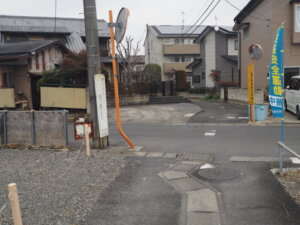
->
xmin=176 ymin=153 xmax=214 ymax=161
xmin=193 ymin=166 xmax=240 ymax=181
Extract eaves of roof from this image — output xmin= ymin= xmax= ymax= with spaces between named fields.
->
xmin=186 ymin=59 xmax=202 ymax=69
xmin=234 ymin=0 xmax=263 ymax=25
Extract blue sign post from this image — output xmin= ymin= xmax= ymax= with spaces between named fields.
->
xmin=269 ymin=24 xmax=285 ymax=172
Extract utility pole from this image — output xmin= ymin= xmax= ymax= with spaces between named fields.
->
xmin=83 ymin=0 xmax=108 ymax=148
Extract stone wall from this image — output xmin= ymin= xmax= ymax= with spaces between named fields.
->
xmin=221 ymin=87 xmax=264 ymax=104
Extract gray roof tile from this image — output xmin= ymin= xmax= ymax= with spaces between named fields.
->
xmin=0 ymin=15 xmax=110 ymax=37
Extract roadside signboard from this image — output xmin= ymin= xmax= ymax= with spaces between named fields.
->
xmin=94 ymin=74 xmax=109 ymax=138
xmin=75 ymin=122 xmax=93 ymax=140
xmin=269 ymin=25 xmax=284 ymax=118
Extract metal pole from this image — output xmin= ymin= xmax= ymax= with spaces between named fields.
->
xmin=279 ymin=145 xmax=284 ymax=175
xmin=63 ymin=110 xmax=69 ymax=148
xmin=83 ymin=0 xmax=108 ymax=149
xmin=108 ymin=10 xmax=135 ymax=149
xmin=30 ymin=110 xmax=36 ymax=145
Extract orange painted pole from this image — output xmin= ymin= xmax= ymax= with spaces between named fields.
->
xmin=108 ymin=10 xmax=135 ymax=149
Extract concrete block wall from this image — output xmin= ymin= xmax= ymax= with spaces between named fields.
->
xmin=221 ymin=87 xmax=264 ymax=104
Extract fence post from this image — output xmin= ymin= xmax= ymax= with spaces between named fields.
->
xmin=8 ymin=183 xmax=23 ymax=225
xmin=63 ymin=110 xmax=69 ymax=148
xmin=30 ymin=110 xmax=36 ymax=145
xmin=3 ymin=110 xmax=7 ymax=145
xmin=85 ymin=124 xmax=91 ymax=157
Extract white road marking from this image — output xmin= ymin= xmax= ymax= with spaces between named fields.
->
xmin=227 ymin=116 xmax=236 ymax=119
xmin=184 ymin=113 xmax=195 ymax=118
xmin=200 ymin=164 xmax=215 ymax=169
xmin=204 ymin=130 xmax=216 ymax=136
xmin=238 ymin=117 xmax=249 ymax=119
xmin=290 ymin=157 xmax=300 ymax=164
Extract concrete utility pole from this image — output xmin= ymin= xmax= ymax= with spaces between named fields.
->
xmin=83 ymin=0 xmax=108 ymax=148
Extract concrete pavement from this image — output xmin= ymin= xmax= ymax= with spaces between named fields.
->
xmin=84 ymin=100 xmax=300 ymax=224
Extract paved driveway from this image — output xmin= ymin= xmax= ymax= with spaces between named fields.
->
xmin=188 ymin=100 xmax=249 ymax=124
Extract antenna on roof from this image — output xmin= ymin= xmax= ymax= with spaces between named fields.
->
xmin=214 ymin=15 xmax=219 ymax=32
xmin=181 ymin=11 xmax=185 ymax=30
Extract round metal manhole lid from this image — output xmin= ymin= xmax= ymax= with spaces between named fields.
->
xmin=198 ymin=167 xmax=240 ymax=181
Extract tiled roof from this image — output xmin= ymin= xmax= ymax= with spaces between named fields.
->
xmin=0 ymin=40 xmax=66 ymax=56
xmin=0 ymin=15 xmax=110 ymax=37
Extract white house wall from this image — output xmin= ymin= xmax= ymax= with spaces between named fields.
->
xmin=227 ymin=38 xmax=238 ymax=56
xmin=205 ymin=30 xmax=215 ymax=87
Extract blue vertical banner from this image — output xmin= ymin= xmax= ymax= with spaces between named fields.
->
xmin=269 ymin=25 xmax=284 ymax=118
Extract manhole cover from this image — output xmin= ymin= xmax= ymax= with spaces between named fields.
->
xmin=197 ymin=167 xmax=240 ymax=181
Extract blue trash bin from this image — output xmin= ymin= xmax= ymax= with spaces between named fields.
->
xmin=255 ymin=104 xmax=267 ymax=121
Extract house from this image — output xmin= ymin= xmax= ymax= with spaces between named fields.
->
xmin=144 ymin=25 xmax=205 ymax=83
xmin=187 ymin=26 xmax=238 ymax=88
xmin=234 ymin=0 xmax=300 ymax=90
xmin=132 ymin=55 xmax=145 ymax=72
xmin=0 ymin=15 xmax=114 ymax=81
xmin=0 ymin=40 xmax=69 ymax=109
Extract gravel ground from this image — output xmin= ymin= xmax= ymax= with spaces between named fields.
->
xmin=274 ymin=168 xmax=300 ymax=206
xmin=0 ymin=147 xmax=127 ymax=225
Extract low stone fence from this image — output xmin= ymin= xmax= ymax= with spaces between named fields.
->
xmin=220 ymin=87 xmax=264 ymax=104
xmin=107 ymin=95 xmax=149 ymax=107
xmin=0 ymin=110 xmax=68 ymax=147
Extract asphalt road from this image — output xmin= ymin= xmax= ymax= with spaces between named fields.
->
xmin=109 ymin=124 xmax=300 ymax=161
xmin=188 ymin=100 xmax=249 ymax=124
xmin=84 ymin=101 xmax=300 ymax=225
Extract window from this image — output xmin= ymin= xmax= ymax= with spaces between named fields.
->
xmin=234 ymin=39 xmax=238 ymax=50
xmin=35 ymin=53 xmax=40 ymax=70
xmin=174 ymin=38 xmax=185 ymax=44
xmin=284 ymin=67 xmax=300 ymax=88
xmin=290 ymin=78 xmax=300 ymax=90
xmin=202 ymin=72 xmax=205 ymax=79
xmin=295 ymin=5 xmax=300 ymax=32
xmin=2 ymin=72 xmax=13 ymax=88
xmin=28 ymin=58 xmax=32 ymax=70
xmin=192 ymin=75 xmax=201 ymax=83
xmin=243 ymin=27 xmax=249 ymax=40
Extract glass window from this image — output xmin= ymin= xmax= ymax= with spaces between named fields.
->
xmin=192 ymin=75 xmax=201 ymax=83
xmin=243 ymin=27 xmax=249 ymax=40
xmin=234 ymin=39 xmax=238 ymax=50
xmin=295 ymin=5 xmax=300 ymax=32
xmin=2 ymin=72 xmax=13 ymax=88
xmin=284 ymin=67 xmax=300 ymax=88
xmin=202 ymin=72 xmax=205 ymax=79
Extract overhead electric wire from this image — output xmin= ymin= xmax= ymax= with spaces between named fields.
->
xmin=225 ymin=0 xmax=294 ymax=34
xmin=188 ymin=0 xmax=221 ymax=36
xmin=183 ymin=0 xmax=218 ymax=35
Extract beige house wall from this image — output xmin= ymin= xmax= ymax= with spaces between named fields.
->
xmin=0 ymin=88 xmax=15 ymax=108
xmin=41 ymin=87 xmax=86 ymax=109
xmin=239 ymin=0 xmax=300 ymax=89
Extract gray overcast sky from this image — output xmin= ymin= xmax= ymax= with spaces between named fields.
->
xmin=0 ymin=0 xmax=250 ymax=51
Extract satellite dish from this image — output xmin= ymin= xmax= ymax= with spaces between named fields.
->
xmin=249 ymin=44 xmax=263 ymax=61
xmin=115 ymin=8 xmax=130 ymax=43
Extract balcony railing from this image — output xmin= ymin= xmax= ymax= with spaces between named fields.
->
xmin=163 ymin=44 xmax=200 ymax=55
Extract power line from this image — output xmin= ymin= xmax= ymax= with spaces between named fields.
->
xmin=188 ymin=0 xmax=221 ymax=36
xmin=225 ymin=0 xmax=294 ymax=34
xmin=184 ymin=0 xmax=218 ymax=35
